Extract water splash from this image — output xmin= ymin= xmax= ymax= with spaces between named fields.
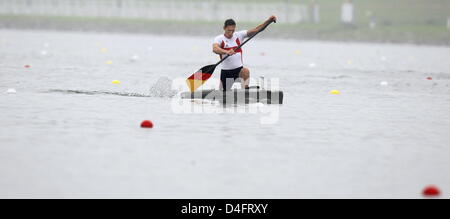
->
xmin=149 ymin=76 xmax=177 ymax=98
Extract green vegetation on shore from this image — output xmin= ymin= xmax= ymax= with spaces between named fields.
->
xmin=1 ymin=0 xmax=449 ymax=45
xmin=1 ymin=14 xmax=449 ymax=45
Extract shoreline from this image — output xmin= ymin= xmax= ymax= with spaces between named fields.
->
xmin=1 ymin=15 xmax=449 ymax=46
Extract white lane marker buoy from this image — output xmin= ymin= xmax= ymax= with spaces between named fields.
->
xmin=6 ymin=88 xmax=16 ymax=94
xmin=130 ymin=54 xmax=139 ymax=62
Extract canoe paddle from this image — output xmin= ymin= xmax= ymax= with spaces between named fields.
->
xmin=186 ymin=19 xmax=276 ymax=92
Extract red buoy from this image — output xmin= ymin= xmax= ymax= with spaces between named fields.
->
xmin=423 ymin=185 xmax=440 ymax=197
xmin=24 ymin=65 xmax=31 ymax=68
xmin=427 ymin=77 xmax=433 ymax=80
xmin=140 ymin=120 xmax=153 ymax=128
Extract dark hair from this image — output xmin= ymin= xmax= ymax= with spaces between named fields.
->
xmin=224 ymin=19 xmax=236 ymax=28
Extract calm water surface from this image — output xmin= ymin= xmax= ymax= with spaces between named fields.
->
xmin=1 ymin=29 xmax=450 ymax=198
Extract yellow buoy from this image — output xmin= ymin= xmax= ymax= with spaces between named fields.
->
xmin=330 ymin=90 xmax=341 ymax=95
xmin=101 ymin=48 xmax=108 ymax=53
xmin=106 ymin=60 xmax=113 ymax=65
xmin=112 ymin=80 xmax=121 ymax=84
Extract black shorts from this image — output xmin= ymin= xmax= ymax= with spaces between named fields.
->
xmin=220 ymin=66 xmax=243 ymax=90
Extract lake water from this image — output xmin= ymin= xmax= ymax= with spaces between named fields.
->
xmin=1 ymin=29 xmax=449 ymax=198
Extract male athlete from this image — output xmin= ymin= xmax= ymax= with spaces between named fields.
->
xmin=213 ymin=15 xmax=277 ymax=90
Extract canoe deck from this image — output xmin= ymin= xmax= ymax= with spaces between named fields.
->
xmin=180 ymin=89 xmax=283 ymax=104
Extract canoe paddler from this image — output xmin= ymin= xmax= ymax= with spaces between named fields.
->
xmin=213 ymin=15 xmax=277 ymax=91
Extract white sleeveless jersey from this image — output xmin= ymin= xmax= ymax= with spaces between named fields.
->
xmin=213 ymin=30 xmax=248 ymax=70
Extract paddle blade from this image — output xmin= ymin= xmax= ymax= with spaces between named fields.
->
xmin=186 ymin=65 xmax=216 ymax=92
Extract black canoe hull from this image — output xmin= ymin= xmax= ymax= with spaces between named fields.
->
xmin=180 ymin=89 xmax=283 ymax=104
